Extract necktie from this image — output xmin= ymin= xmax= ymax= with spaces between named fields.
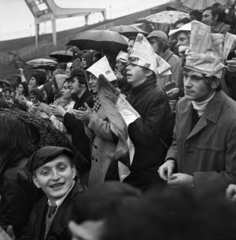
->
xmin=48 ymin=204 xmax=57 ymax=218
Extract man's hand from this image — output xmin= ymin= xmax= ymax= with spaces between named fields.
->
xmin=49 ymin=105 xmax=66 ymax=117
xmin=72 ymin=102 xmax=93 ymax=123
xmin=226 ymin=59 xmax=236 ymax=72
xmin=166 ymin=88 xmax=179 ymax=99
xmin=226 ymin=184 xmax=236 ymax=202
xmin=167 ymin=173 xmax=194 ymax=188
xmin=158 ymin=160 xmax=175 ymax=181
xmin=114 ymin=69 xmax=123 ymax=80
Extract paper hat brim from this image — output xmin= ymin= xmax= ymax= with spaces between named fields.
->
xmin=169 ymin=22 xmax=192 ymax=37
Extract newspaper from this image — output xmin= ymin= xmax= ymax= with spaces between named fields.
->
xmin=116 ymin=94 xmax=140 ymax=181
xmin=211 ymin=34 xmax=224 ymax=60
xmin=130 ymin=33 xmax=171 ymax=76
xmin=223 ymin=33 xmax=236 ymax=60
xmin=190 ymin=21 xmax=211 ymax=53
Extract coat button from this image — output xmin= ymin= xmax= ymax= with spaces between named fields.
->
xmin=95 ymin=159 xmax=98 ymax=162
xmin=94 ymin=145 xmax=98 ymax=149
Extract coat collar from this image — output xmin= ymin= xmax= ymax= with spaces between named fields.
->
xmin=180 ymin=91 xmax=225 ymax=140
xmin=131 ymin=78 xmax=156 ymax=95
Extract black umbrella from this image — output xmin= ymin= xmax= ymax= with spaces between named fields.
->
xmin=49 ymin=50 xmax=73 ymax=62
xmin=66 ymin=30 xmax=128 ymax=54
xmin=109 ymin=25 xmax=148 ymax=38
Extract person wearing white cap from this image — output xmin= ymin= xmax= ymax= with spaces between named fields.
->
xmin=158 ymin=22 xmax=236 ymax=197
xmin=123 ymin=34 xmax=174 ymax=190
xmin=114 ymin=51 xmax=129 ymax=89
xmin=147 ymin=30 xmax=182 ymax=100
xmin=72 ymin=56 xmax=129 ymax=188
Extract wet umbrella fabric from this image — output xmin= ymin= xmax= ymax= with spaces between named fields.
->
xmin=66 ymin=30 xmax=128 ymax=53
xmin=49 ymin=50 xmax=73 ymax=62
xmin=26 ymin=58 xmax=58 ymax=68
xmin=109 ymin=25 xmax=148 ymax=37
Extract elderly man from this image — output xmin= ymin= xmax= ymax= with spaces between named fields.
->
xmin=123 ymin=34 xmax=174 ymax=190
xmin=158 ymin=48 xmax=236 ymax=196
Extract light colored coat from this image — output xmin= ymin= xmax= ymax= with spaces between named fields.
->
xmin=166 ymin=91 xmax=236 ymax=195
xmin=85 ymin=105 xmax=118 ymax=188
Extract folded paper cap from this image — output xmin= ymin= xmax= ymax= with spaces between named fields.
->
xmin=185 ymin=51 xmax=225 ymax=78
xmin=86 ymin=56 xmax=116 ymax=82
xmin=169 ymin=22 xmax=192 ymax=37
xmin=116 ymin=51 xmax=129 ymax=63
xmin=27 ymin=146 xmax=74 ymax=172
xmin=147 ymin=30 xmax=168 ymax=43
xmin=66 ymin=69 xmax=86 ymax=84
xmin=129 ymin=33 xmax=171 ymax=76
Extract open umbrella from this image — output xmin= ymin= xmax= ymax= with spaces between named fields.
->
xmin=49 ymin=50 xmax=73 ymax=62
xmin=109 ymin=25 xmax=148 ymax=38
xmin=176 ymin=0 xmax=231 ymax=12
xmin=26 ymin=58 xmax=58 ymax=68
xmin=146 ymin=11 xmax=189 ymax=24
xmin=66 ymin=30 xmax=128 ymax=53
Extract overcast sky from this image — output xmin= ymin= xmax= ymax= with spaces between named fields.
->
xmin=0 ymin=0 xmax=169 ymax=40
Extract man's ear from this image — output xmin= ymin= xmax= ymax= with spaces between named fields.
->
xmin=214 ymin=14 xmax=219 ymax=21
xmin=211 ymin=78 xmax=221 ymax=90
xmin=32 ymin=175 xmax=41 ymax=189
xmin=72 ymin=165 xmax=76 ymax=179
xmin=145 ymin=69 xmax=153 ymax=77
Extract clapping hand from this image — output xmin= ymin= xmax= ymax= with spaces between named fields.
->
xmin=49 ymin=105 xmax=66 ymax=117
xmin=72 ymin=102 xmax=93 ymax=123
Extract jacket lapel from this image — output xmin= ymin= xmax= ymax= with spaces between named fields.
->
xmin=186 ymin=91 xmax=225 ymax=140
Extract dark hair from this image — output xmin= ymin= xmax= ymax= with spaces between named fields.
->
xmin=128 ymin=36 xmax=136 ymax=42
xmin=190 ymin=10 xmax=203 ymax=21
xmin=155 ymin=37 xmax=169 ymax=52
xmin=174 ymin=17 xmax=191 ymax=29
xmin=0 ymin=114 xmax=35 ymax=161
xmin=31 ymin=73 xmax=46 ymax=86
xmin=17 ymin=81 xmax=28 ymax=96
xmin=58 ymin=62 xmax=67 ymax=70
xmin=204 ymin=4 xmax=226 ymax=23
xmin=93 ymin=52 xmax=102 ymax=63
xmin=29 ymin=88 xmax=44 ymax=102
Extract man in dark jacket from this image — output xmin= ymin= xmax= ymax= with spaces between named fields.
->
xmin=20 ymin=146 xmax=84 ymax=240
xmin=123 ymin=34 xmax=174 ymax=190
xmin=63 ymin=69 xmax=93 ymax=185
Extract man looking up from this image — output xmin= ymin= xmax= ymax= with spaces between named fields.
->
xmin=123 ymin=34 xmax=174 ymax=190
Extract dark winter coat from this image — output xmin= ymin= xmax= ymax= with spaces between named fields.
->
xmin=123 ymin=78 xmax=174 ymax=189
xmin=20 ymin=180 xmax=84 ymax=240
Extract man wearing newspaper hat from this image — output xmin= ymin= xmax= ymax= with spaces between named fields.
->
xmin=123 ymin=33 xmax=174 ymax=190
xmin=158 ymin=21 xmax=236 ymax=197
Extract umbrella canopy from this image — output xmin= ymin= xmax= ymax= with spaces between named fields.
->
xmin=66 ymin=30 xmax=128 ymax=53
xmin=176 ymin=0 xmax=231 ymax=12
xmin=26 ymin=58 xmax=58 ymax=68
xmin=146 ymin=11 xmax=189 ymax=24
xmin=49 ymin=50 xmax=73 ymax=62
xmin=109 ymin=25 xmax=148 ymax=37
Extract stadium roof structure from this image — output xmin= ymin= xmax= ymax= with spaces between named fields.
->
xmin=25 ymin=0 xmax=106 ymax=47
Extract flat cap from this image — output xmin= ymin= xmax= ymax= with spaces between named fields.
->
xmin=66 ymin=69 xmax=87 ymax=84
xmin=147 ymin=30 xmax=168 ymax=42
xmin=27 ymin=146 xmax=74 ymax=172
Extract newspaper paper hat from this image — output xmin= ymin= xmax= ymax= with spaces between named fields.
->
xmin=185 ymin=21 xmax=226 ymax=78
xmin=116 ymin=50 xmax=128 ymax=63
xmin=86 ymin=56 xmax=116 ymax=82
xmin=129 ymin=33 xmax=171 ymax=76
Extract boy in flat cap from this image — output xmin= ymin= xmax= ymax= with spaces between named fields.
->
xmin=20 ymin=146 xmax=84 ymax=240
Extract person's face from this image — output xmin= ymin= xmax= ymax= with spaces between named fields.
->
xmin=202 ymin=10 xmax=217 ymax=26
xmin=88 ymin=74 xmax=98 ymax=94
xmin=17 ymin=84 xmax=24 ymax=94
xmin=5 ymin=91 xmax=10 ymax=98
xmin=115 ymin=60 xmax=126 ymax=72
xmin=176 ymin=32 xmax=190 ymax=48
xmin=68 ymin=220 xmax=105 ymax=240
xmin=126 ymin=63 xmax=146 ymax=87
xmin=71 ymin=77 xmax=84 ymax=95
xmin=81 ymin=58 xmax=87 ymax=68
xmin=61 ymin=81 xmax=72 ymax=100
xmin=29 ymin=94 xmax=38 ymax=104
xmin=33 ymin=154 xmax=76 ymax=203
xmin=127 ymin=40 xmax=135 ymax=55
xmin=148 ymin=37 xmax=161 ymax=55
xmin=29 ymin=76 xmax=38 ymax=89
xmin=183 ymin=70 xmax=214 ymax=102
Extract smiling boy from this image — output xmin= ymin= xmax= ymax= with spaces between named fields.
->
xmin=21 ymin=146 xmax=84 ymax=240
